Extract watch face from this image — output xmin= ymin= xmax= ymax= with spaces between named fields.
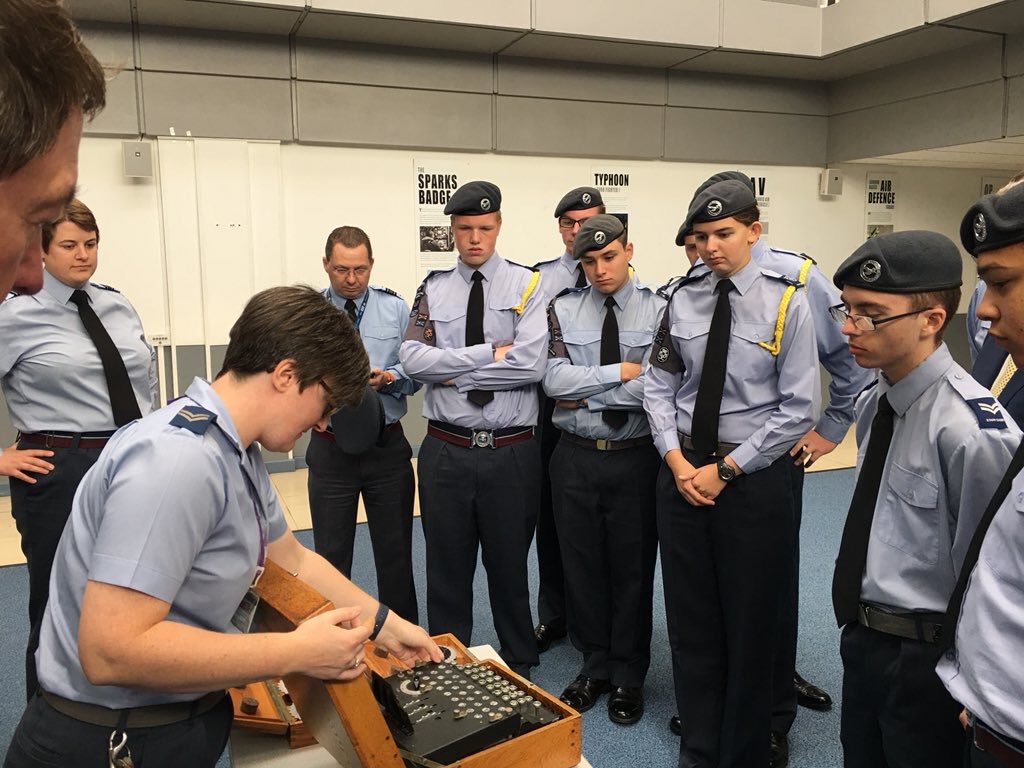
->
xmin=717 ymin=460 xmax=735 ymax=481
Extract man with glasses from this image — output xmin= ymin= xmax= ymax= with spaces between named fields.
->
xmin=830 ymin=232 xmax=1018 ymax=768
xmin=531 ymin=186 xmax=606 ymax=654
xmin=308 ymin=226 xmax=421 ymax=624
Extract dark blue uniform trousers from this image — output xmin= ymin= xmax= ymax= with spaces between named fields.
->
xmin=535 ymin=393 xmax=567 ymax=632
xmin=658 ymin=451 xmax=796 ymax=768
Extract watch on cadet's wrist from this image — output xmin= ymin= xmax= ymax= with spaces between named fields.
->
xmin=716 ymin=459 xmax=737 ymax=482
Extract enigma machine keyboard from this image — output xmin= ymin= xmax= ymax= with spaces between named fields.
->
xmin=372 ymin=660 xmax=562 ymax=765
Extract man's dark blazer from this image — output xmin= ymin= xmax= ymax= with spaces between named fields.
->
xmin=972 ymin=334 xmax=1024 ymax=428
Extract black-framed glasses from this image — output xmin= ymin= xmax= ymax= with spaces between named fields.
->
xmin=318 ymin=380 xmax=341 ymax=420
xmin=829 ymin=304 xmax=930 ymax=332
xmin=558 ymin=216 xmax=591 ymax=230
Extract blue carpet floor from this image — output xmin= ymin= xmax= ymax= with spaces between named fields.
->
xmin=0 ymin=468 xmax=853 ymax=768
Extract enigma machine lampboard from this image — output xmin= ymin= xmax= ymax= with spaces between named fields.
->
xmin=250 ymin=560 xmax=582 ymax=768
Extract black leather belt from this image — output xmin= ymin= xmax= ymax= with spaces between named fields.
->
xmin=857 ymin=603 xmax=944 ymax=643
xmin=561 ymin=432 xmax=652 ymax=452
xmin=427 ymin=421 xmax=533 ymax=449
xmin=974 ymin=718 xmax=1024 ymax=768
xmin=679 ymin=433 xmax=739 ymax=457
xmin=19 ymin=431 xmax=116 ymax=449
xmin=315 ymin=422 xmax=402 ymax=442
xmin=41 ymin=689 xmax=226 ymax=728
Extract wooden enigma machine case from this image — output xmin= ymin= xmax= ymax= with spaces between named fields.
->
xmin=230 ymin=561 xmax=582 ymax=768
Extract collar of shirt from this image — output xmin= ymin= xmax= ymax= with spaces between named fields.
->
xmin=878 ymin=343 xmax=954 ymax=417
xmin=183 ymin=377 xmax=248 ymax=456
xmin=457 ymin=251 xmax=501 ymax=283
xmin=710 ymin=256 xmax=759 ymax=296
xmin=326 ymin=285 xmax=365 ymax=310
xmin=42 ymin=268 xmax=89 ymax=305
xmin=559 ymin=251 xmax=577 ymax=273
xmin=588 ymin=278 xmax=636 ymax=312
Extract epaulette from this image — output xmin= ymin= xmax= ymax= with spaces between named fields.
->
xmin=656 ymin=275 xmax=683 ymax=299
xmin=770 ymin=246 xmax=817 ymax=265
xmin=92 ymin=282 xmax=121 ymax=293
xmin=423 ymin=266 xmax=455 ymax=282
xmin=531 ymin=257 xmax=560 ymax=270
xmin=370 ymin=285 xmax=403 ymax=300
xmin=505 ymin=259 xmax=538 ymax=273
xmin=762 ymin=269 xmax=804 ymax=288
xmin=666 ymin=269 xmax=712 ymax=298
xmin=169 ymin=405 xmax=218 ymax=435
xmin=949 ymin=374 xmax=1009 ymax=430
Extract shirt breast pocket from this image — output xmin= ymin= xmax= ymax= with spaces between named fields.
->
xmin=671 ymin=321 xmax=710 ymax=371
xmin=428 ymin=304 xmax=466 ymax=347
xmin=361 ymin=325 xmax=400 ymax=366
xmin=486 ymin=293 xmax=518 ymax=341
xmin=562 ymin=329 xmax=601 ymax=360
xmin=877 ymin=462 xmax=940 ymax=565
xmin=619 ymin=330 xmax=655 ymax=362
xmin=731 ymin=321 xmax=778 ymax=378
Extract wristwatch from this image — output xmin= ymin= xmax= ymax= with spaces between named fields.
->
xmin=716 ymin=459 xmax=737 ymax=482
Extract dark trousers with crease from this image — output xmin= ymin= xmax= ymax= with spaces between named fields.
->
xmin=840 ymin=622 xmax=963 ymax=768
xmin=771 ymin=461 xmax=805 ymax=734
xmin=535 ymin=393 xmax=566 ymax=631
xmin=658 ymin=451 xmax=796 ymax=768
xmin=416 ymin=434 xmax=540 ymax=672
xmin=4 ymin=692 xmax=232 ymax=768
xmin=10 ymin=441 xmax=104 ymax=701
xmin=550 ymin=439 xmax=659 ymax=687
xmin=306 ymin=426 xmax=418 ymax=624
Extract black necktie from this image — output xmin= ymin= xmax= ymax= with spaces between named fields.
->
xmin=600 ymin=296 xmax=628 ymax=429
xmin=832 ymin=394 xmax=895 ymax=627
xmin=344 ymin=299 xmax=358 ymax=325
xmin=466 ymin=271 xmax=493 ymax=407
xmin=691 ymin=279 xmax=734 ymax=457
xmin=575 ymin=264 xmax=587 ymax=289
xmin=939 ymin=438 xmax=1024 ymax=650
xmin=69 ymin=289 xmax=142 ymax=427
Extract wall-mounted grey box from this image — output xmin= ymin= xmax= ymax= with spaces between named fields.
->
xmin=122 ymin=141 xmax=154 ymax=178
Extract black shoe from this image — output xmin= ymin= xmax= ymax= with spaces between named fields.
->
xmin=607 ymin=686 xmax=644 ymax=725
xmin=535 ymin=623 xmax=567 ymax=653
xmin=770 ymin=730 xmax=789 ymax=768
xmin=794 ymin=672 xmax=832 ymax=711
xmin=669 ymin=714 xmax=681 ymax=736
xmin=559 ymin=674 xmax=611 ymax=713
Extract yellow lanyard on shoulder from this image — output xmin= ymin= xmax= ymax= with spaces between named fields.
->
xmin=757 ymin=258 xmax=813 ymax=356
xmin=513 ymin=270 xmax=540 ymax=315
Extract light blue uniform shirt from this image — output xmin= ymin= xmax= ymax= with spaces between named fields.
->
xmin=544 ymin=280 xmax=665 ymax=440
xmin=0 ymin=270 xmax=157 ymax=432
xmin=967 ymin=281 xmax=990 ymax=365
xmin=36 ymin=377 xmax=289 ymax=708
xmin=534 ymin=251 xmax=586 ymax=301
xmin=854 ymin=344 xmax=1018 ymax=614
xmin=644 ymin=258 xmax=819 ymax=473
xmin=400 ymin=253 xmax=546 ymax=429
xmin=751 ymin=240 xmax=872 ymax=444
xmin=938 ymin=464 xmax=1024 ymax=741
xmin=323 ymin=285 xmax=420 ymax=425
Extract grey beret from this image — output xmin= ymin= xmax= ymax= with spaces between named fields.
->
xmin=554 ymin=186 xmax=604 ymax=218
xmin=694 ymin=171 xmax=755 ymax=199
xmin=833 ymin=230 xmax=962 ymax=293
xmin=960 ymin=182 xmax=1024 ymax=256
xmin=444 ymin=180 xmax=501 ymax=216
xmin=675 ymin=180 xmax=757 ymax=245
xmin=572 ymin=214 xmax=626 ymax=260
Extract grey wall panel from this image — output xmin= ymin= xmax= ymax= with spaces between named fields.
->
xmin=297 ymin=40 xmax=492 ymax=93
xmin=162 ymin=347 xmax=175 ymax=402
xmin=175 ymin=345 xmax=208 ymax=388
xmin=209 ymin=345 xmax=227 ymax=383
xmin=946 ymin=313 xmax=971 ymax=372
xmin=297 ymin=82 xmax=492 ymax=150
xmin=1008 ymin=75 xmax=1024 ymax=138
xmin=85 ymin=70 xmax=141 ymax=136
xmin=142 ymin=72 xmax=293 ymax=140
xmin=1008 ymin=33 xmax=1024 ymax=77
xmin=828 ymin=40 xmax=1002 ymax=115
xmin=498 ymin=57 xmax=666 ymax=106
xmin=139 ymin=26 xmax=290 ymax=79
xmin=664 ymin=107 xmax=827 ymax=166
xmin=79 ymin=21 xmax=135 ymax=69
xmin=668 ymin=71 xmax=828 ymax=115
xmin=496 ymin=96 xmax=664 ymax=158
xmin=827 ymin=81 xmax=1004 ymax=162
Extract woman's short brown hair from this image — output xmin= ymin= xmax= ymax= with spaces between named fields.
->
xmin=41 ymin=198 xmax=99 ymax=252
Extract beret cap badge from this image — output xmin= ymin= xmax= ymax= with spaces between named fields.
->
xmin=594 ymin=231 xmax=607 ymax=245
xmin=582 ymin=192 xmax=592 ymax=204
xmin=859 ymin=260 xmax=882 ymax=283
xmin=974 ymin=212 xmax=987 ymax=243
xmin=480 ymin=198 xmax=491 ymax=211
xmin=706 ymin=199 xmax=723 ymax=217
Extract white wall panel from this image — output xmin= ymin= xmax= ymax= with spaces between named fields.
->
xmin=309 ymin=1 xmax=531 ymax=29
xmin=822 ymin=0 xmax=923 ymax=55
xmin=722 ymin=0 xmax=820 ymax=56
xmin=534 ymin=0 xmax=720 ymax=48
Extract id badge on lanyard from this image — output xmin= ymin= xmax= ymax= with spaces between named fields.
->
xmin=231 ymin=463 xmax=269 ymax=634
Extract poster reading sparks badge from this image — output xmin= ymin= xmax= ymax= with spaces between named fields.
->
xmin=415 ymin=160 xmax=467 ymax=281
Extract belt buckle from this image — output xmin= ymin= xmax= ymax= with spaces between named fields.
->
xmin=472 ymin=429 xmax=495 ymax=449
xmin=596 ymin=438 xmax=610 ymax=451
xmin=44 ymin=433 xmax=56 ymax=450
